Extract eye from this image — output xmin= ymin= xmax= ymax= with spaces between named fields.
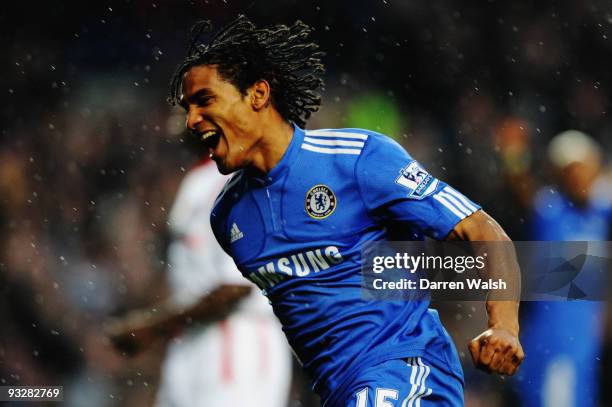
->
xmin=196 ymin=95 xmax=213 ymax=107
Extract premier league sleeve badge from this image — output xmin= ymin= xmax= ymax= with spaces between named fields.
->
xmin=395 ymin=160 xmax=439 ymax=200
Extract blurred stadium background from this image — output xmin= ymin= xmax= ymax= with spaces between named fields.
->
xmin=1 ymin=0 xmax=611 ymax=406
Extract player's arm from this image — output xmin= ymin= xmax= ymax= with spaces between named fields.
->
xmin=106 ymin=284 xmax=251 ymax=355
xmin=355 ymin=134 xmax=524 ymax=375
xmin=446 ymin=210 xmax=525 ymax=376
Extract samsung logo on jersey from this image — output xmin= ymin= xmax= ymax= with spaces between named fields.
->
xmin=247 ymin=246 xmax=343 ymax=289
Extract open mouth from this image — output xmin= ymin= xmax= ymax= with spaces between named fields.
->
xmin=198 ymin=129 xmax=222 ymax=150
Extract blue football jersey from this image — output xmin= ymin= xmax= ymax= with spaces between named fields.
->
xmin=515 ymin=186 xmax=612 ymax=407
xmin=210 ymin=125 xmax=480 ymax=404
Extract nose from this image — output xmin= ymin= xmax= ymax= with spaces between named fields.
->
xmin=186 ymin=108 xmax=203 ymax=132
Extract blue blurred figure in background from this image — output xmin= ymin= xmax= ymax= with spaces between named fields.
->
xmin=516 ymin=130 xmax=612 ymax=407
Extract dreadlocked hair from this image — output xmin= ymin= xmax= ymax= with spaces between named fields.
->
xmin=168 ymin=15 xmax=325 ymax=128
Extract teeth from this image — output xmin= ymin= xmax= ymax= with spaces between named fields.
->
xmin=200 ymin=130 xmax=216 ymax=141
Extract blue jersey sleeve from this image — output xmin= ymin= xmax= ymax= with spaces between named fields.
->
xmin=356 ymin=134 xmax=481 ymax=239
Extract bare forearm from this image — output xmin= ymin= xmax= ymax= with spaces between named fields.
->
xmin=448 ymin=210 xmax=524 ymax=375
xmin=447 ymin=210 xmax=521 ymax=325
xmin=480 ymin=237 xmax=521 ymax=335
xmin=109 ymin=284 xmax=252 ymax=348
xmin=487 ymin=300 xmax=519 ymax=335
xmin=159 ymin=284 xmax=252 ymax=333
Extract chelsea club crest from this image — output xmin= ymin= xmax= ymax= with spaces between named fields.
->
xmin=305 ymin=184 xmax=337 ymax=219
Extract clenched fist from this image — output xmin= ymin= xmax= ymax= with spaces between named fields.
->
xmin=469 ymin=327 xmax=524 ymax=376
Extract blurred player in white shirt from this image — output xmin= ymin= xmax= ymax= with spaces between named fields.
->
xmin=109 ymin=159 xmax=292 ymax=407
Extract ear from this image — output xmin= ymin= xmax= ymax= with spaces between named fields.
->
xmin=250 ymin=79 xmax=271 ymax=110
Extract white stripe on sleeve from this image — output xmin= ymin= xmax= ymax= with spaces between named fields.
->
xmin=433 ymin=194 xmax=467 ymax=219
xmin=437 ymin=191 xmax=472 ymax=217
xmin=301 ymin=143 xmax=362 ymax=155
xmin=443 ymin=186 xmax=478 ymax=213
xmin=303 ymin=136 xmax=365 ymax=148
xmin=305 ymin=130 xmax=369 ymax=140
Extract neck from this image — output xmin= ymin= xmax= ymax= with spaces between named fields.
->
xmin=248 ymin=114 xmax=295 ymax=175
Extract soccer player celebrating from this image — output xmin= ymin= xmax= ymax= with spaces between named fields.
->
xmin=168 ymin=16 xmax=524 ymax=406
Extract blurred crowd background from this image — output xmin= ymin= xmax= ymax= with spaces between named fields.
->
xmin=1 ymin=0 xmax=612 ymax=406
